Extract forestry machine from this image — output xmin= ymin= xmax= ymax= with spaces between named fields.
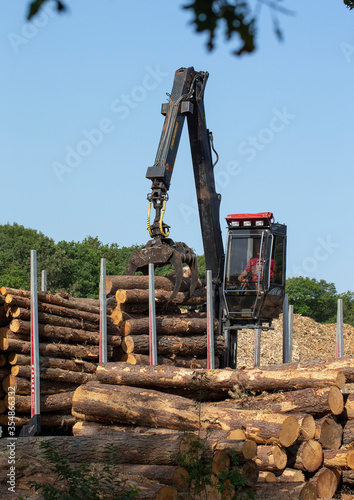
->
xmin=126 ymin=67 xmax=287 ymax=367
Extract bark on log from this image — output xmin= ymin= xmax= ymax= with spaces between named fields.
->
xmin=0 ymin=434 xmax=194 ymax=466
xmin=121 ymin=335 xmax=225 ymax=357
xmin=309 ymin=467 xmax=338 ymax=500
xmin=2 ymin=338 xmax=108 ymax=360
xmin=315 ymin=415 xmax=343 ymax=449
xmin=9 ymin=320 xmax=122 ymax=347
xmin=10 ymin=311 xmax=119 ymax=334
xmin=5 ymin=391 xmax=74 ymax=413
xmin=0 ymin=413 xmax=76 ymax=427
xmin=11 ymin=365 xmax=96 ymax=385
xmin=253 ymin=445 xmax=287 ymax=471
xmin=106 ymin=275 xmax=200 ymax=295
xmin=114 ymin=464 xmax=189 ymax=490
xmin=72 ymin=383 xmax=300 ymax=446
xmin=251 ymin=481 xmax=317 ymax=500
xmin=342 ymin=420 xmax=354 ymax=446
xmin=116 ymin=288 xmax=207 ymax=305
xmin=323 ymin=449 xmax=354 ymax=469
xmin=2 ymin=375 xmax=78 ymax=395
xmin=8 ymin=353 xmax=97 ymax=373
xmin=221 ymin=386 xmax=344 ymax=417
xmin=211 ymin=439 xmax=257 ymax=460
xmin=344 ymin=393 xmax=354 ymax=419
xmin=121 ymin=316 xmax=216 ymax=336
xmin=342 ymin=470 xmax=354 ymax=485
xmin=258 ymin=471 xmax=276 ymax=482
xmin=290 ymin=440 xmax=323 ymax=472
xmin=119 ymin=352 xmax=219 ymax=369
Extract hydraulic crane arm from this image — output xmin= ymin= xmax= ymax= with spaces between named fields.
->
xmin=126 ymin=67 xmax=224 ymax=300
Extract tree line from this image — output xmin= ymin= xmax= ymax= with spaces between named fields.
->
xmin=0 ymin=223 xmax=353 ymax=325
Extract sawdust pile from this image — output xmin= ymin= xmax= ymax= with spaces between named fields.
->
xmin=236 ymin=314 xmax=354 ymax=369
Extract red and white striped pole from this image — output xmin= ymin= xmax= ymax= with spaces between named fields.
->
xmin=99 ymin=258 xmax=107 ymax=363
xmin=149 ymin=263 xmax=157 ymax=365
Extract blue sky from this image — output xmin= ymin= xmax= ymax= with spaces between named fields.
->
xmin=1 ymin=1 xmax=353 ymax=293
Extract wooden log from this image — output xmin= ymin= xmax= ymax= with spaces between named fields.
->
xmin=342 ymin=470 xmax=354 ymax=485
xmin=251 ymin=481 xmax=317 ymax=500
xmin=295 ymin=414 xmax=316 ymax=441
xmin=5 ymin=391 xmax=74 ymax=413
xmin=121 ymin=335 xmax=225 ymax=357
xmin=10 ymin=311 xmax=119 ymax=334
xmin=292 ymin=440 xmax=323 ymax=472
xmin=2 ymin=374 xmax=78 ymax=395
xmin=0 ymin=368 xmax=9 ymax=381
xmin=253 ymin=445 xmax=287 ymax=471
xmin=0 ymin=434 xmax=195 ymax=466
xmin=116 ymin=288 xmax=207 ymax=305
xmin=258 ymin=471 xmax=276 ymax=482
xmin=211 ymin=449 xmax=230 ymax=475
xmin=0 ymin=413 xmax=76 ymax=427
xmin=72 ymin=383 xmax=300 ymax=446
xmin=115 ymin=464 xmax=189 ymax=491
xmin=342 ymin=420 xmax=354 ymax=446
xmin=221 ymin=386 xmax=344 ymax=417
xmin=323 ymin=449 xmax=354 ymax=469
xmin=343 ymin=393 xmax=354 ymax=418
xmin=119 ymin=352 xmax=219 ymax=369
xmin=9 ymin=320 xmax=122 ymax=347
xmin=212 ymin=439 xmax=257 ymax=460
xmin=106 ymin=274 xmax=200 ymax=295
xmin=309 ymin=467 xmax=338 ymax=500
xmin=276 ymin=468 xmax=305 ymax=482
xmin=11 ymin=365 xmax=96 ymax=385
xmin=120 ymin=316 xmax=217 ymax=336
xmin=2 ymin=338 xmax=109 ymax=360
xmin=8 ymin=353 xmax=97 ymax=373
xmin=315 ymin=415 xmax=343 ymax=449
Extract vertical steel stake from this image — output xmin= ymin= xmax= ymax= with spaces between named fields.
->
xmin=288 ymin=304 xmax=294 ymax=363
xmin=149 ymin=263 xmax=158 ymax=365
xmin=206 ymin=270 xmax=215 ymax=369
xmin=282 ymin=293 xmax=290 ymax=363
xmin=254 ymin=328 xmax=261 ymax=367
xmin=335 ymin=298 xmax=344 ymax=358
xmin=41 ymin=270 xmax=47 ymax=292
xmin=99 ymin=258 xmax=107 ymax=363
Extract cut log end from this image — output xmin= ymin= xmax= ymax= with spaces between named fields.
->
xmin=279 ymin=415 xmax=299 ymax=447
xmin=328 ymin=386 xmax=344 ymax=415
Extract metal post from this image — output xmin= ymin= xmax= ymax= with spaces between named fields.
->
xmin=20 ymin=251 xmax=41 ymax=436
xmin=41 ymin=270 xmax=47 ymax=292
xmin=288 ymin=304 xmax=294 ymax=363
xmin=335 ymin=298 xmax=344 ymax=358
xmin=99 ymin=258 xmax=107 ymax=363
xmin=206 ymin=270 xmax=215 ymax=369
xmin=282 ymin=293 xmax=290 ymax=363
xmin=254 ymin=328 xmax=261 ymax=367
xmin=148 ymin=263 xmax=158 ymax=365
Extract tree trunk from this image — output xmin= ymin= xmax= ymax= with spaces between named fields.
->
xmin=119 ymin=353 xmax=219 ymax=369
xmin=287 ymin=440 xmax=323 ymax=472
xmin=258 ymin=471 xmax=276 ymax=482
xmin=116 ymin=288 xmax=207 ymax=305
xmin=250 ymin=481 xmax=317 ymax=500
xmin=0 ymin=434 xmax=194 ymax=466
xmin=11 ymin=365 xmax=97 ymax=385
xmin=5 ymin=391 xmax=74 ymax=413
xmin=253 ymin=445 xmax=287 ymax=471
xmin=3 ymin=374 xmax=79 ymax=395
xmin=344 ymin=393 xmax=354 ymax=418
xmin=276 ymin=468 xmax=305 ymax=482
xmin=9 ymin=320 xmax=122 ymax=347
xmin=121 ymin=316 xmax=216 ymax=336
xmin=342 ymin=420 xmax=354 ymax=446
xmin=121 ymin=335 xmax=225 ymax=357
xmin=2 ymin=338 xmax=109 ymax=360
xmin=308 ymin=467 xmax=338 ymax=500
xmin=342 ymin=470 xmax=354 ymax=485
xmin=219 ymin=386 xmax=344 ymax=417
xmin=115 ymin=464 xmax=189 ymax=490
xmin=8 ymin=353 xmax=97 ymax=373
xmin=315 ymin=415 xmax=343 ymax=449
xmin=323 ymin=449 xmax=354 ymax=469
xmin=106 ymin=275 xmax=200 ymax=295
xmin=72 ymin=383 xmax=300 ymax=446
xmin=0 ymin=413 xmax=76 ymax=427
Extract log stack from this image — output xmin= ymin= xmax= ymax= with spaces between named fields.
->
xmin=69 ymin=359 xmax=354 ymax=499
xmin=106 ymin=275 xmax=225 ymax=367
xmin=0 ymin=287 xmax=119 ymax=432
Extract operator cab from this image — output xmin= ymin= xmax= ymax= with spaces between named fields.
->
xmin=223 ymin=212 xmax=286 ymax=327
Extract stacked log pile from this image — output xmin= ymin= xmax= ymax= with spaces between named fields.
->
xmin=69 ymin=359 xmax=354 ymax=499
xmin=0 ymin=287 xmax=120 ymax=431
xmin=106 ymin=275 xmax=225 ymax=367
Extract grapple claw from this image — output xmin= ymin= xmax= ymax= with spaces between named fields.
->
xmin=126 ymin=239 xmax=199 ymax=303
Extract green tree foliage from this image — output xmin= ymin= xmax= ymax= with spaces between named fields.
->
xmin=286 ymin=276 xmax=354 ymax=326
xmin=0 ymin=223 xmax=141 ymax=298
